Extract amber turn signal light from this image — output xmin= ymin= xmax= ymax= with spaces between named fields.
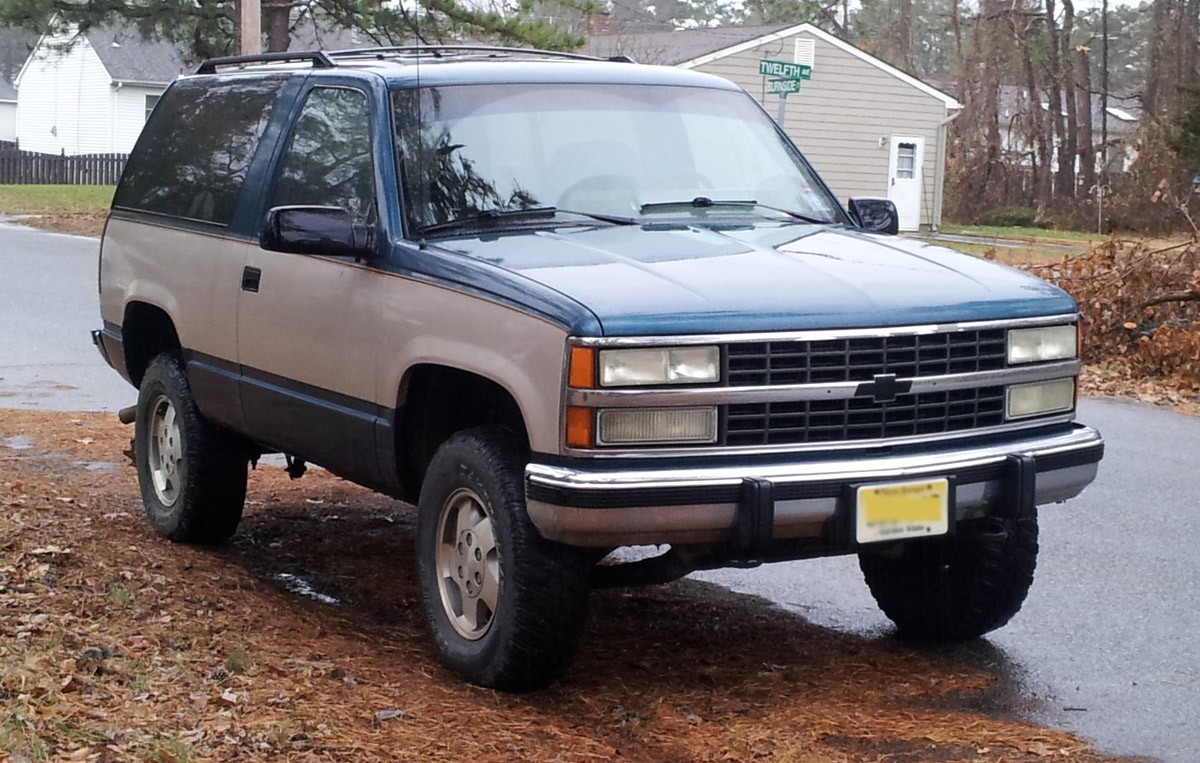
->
xmin=566 ymin=406 xmax=594 ymax=448
xmin=569 ymin=347 xmax=595 ymax=389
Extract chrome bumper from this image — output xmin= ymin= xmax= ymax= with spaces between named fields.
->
xmin=525 ymin=425 xmax=1103 ymax=548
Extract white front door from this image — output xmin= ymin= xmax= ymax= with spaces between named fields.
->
xmin=887 ymin=135 xmax=924 ymax=231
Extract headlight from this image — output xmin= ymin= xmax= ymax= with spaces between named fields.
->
xmin=1006 ymin=379 xmax=1075 ymax=419
xmin=596 ymin=407 xmax=718 ymax=445
xmin=599 ymin=346 xmax=720 ymax=387
xmin=1007 ymin=324 xmax=1077 ymax=364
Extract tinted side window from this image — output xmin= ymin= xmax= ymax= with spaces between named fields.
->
xmin=114 ymin=78 xmax=285 ymax=226
xmin=270 ymin=87 xmax=375 ymax=223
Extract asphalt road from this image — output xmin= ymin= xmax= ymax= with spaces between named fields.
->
xmin=1 ymin=221 xmax=1197 ymax=761
xmin=0 ymin=221 xmax=134 ymax=411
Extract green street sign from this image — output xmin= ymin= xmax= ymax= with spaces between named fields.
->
xmin=769 ymin=78 xmax=802 ymax=95
xmin=759 ymin=59 xmax=812 ymax=81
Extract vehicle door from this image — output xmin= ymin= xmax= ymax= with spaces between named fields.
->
xmin=237 ymin=82 xmax=383 ymax=485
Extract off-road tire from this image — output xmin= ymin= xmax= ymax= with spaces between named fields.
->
xmin=135 ymin=352 xmax=247 ymax=544
xmin=416 ymin=427 xmax=592 ymax=691
xmin=858 ymin=512 xmax=1039 ymax=642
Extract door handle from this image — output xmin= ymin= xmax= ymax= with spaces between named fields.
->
xmin=241 ymin=266 xmax=262 ymax=293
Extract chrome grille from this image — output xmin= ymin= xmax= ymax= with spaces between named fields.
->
xmin=723 ymin=386 xmax=1008 ymax=447
xmin=725 ymin=329 xmax=1008 ymax=387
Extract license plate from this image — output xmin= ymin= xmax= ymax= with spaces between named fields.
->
xmin=856 ymin=478 xmax=949 ymax=544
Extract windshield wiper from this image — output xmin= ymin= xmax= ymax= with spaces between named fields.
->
xmin=639 ymin=197 xmax=832 ymax=225
xmin=416 ymin=206 xmax=636 ymax=236
xmin=416 ymin=206 xmax=558 ymax=236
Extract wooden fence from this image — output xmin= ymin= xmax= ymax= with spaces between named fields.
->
xmin=0 ymin=149 xmax=127 ymax=185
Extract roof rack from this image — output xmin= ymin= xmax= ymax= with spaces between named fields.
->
xmin=326 ymin=45 xmax=626 ymax=63
xmin=196 ymin=51 xmax=335 ymax=75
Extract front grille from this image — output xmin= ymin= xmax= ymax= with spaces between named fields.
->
xmin=725 ymin=329 xmax=1008 ymax=387
xmin=722 ymin=386 xmax=1008 ymax=447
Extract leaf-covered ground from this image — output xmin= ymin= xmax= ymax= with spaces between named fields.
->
xmin=0 ymin=410 xmax=1137 ymax=763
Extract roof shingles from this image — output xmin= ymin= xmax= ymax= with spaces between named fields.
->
xmin=582 ymin=25 xmax=791 ymax=66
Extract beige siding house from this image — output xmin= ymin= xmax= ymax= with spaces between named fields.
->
xmin=586 ymin=24 xmax=962 ymax=231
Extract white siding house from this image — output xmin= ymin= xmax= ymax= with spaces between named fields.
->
xmin=0 ymin=78 xmax=15 ymax=142
xmin=14 ymin=25 xmax=184 ymax=155
xmin=0 ymin=28 xmax=38 ymax=144
xmin=586 ymin=24 xmax=962 ymax=230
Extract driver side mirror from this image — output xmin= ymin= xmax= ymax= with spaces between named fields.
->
xmin=847 ymin=197 xmax=899 ymax=235
xmin=260 ymin=206 xmax=373 ymax=259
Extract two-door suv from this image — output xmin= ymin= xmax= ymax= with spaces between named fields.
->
xmin=94 ymin=46 xmax=1103 ymax=690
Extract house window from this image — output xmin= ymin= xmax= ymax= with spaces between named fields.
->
xmin=145 ymin=95 xmax=160 ymax=123
xmin=897 ymin=143 xmax=917 ymax=179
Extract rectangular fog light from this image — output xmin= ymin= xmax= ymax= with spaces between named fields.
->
xmin=1006 ymin=379 xmax=1075 ymax=419
xmin=596 ymin=407 xmax=717 ymax=445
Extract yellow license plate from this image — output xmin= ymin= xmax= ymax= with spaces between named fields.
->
xmin=856 ymin=478 xmax=950 ymax=544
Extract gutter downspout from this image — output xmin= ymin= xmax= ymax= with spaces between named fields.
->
xmin=932 ymin=108 xmax=963 ymax=232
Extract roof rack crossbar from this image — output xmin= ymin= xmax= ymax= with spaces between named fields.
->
xmin=326 ymin=45 xmax=606 ymax=63
xmin=196 ymin=51 xmax=335 ymax=75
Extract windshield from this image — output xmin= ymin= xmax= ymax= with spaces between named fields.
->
xmin=392 ymin=83 xmax=844 ymax=234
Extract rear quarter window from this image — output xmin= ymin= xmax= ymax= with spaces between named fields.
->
xmin=114 ymin=78 xmax=287 ymax=227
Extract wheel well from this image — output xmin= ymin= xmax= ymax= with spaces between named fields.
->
xmin=123 ymin=302 xmax=181 ymax=387
xmin=398 ymin=365 xmax=529 ymax=494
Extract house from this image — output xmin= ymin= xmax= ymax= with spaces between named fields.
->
xmin=991 ymin=83 xmax=1141 ymax=179
xmin=14 ymin=24 xmax=186 ymax=155
xmin=0 ymin=28 xmax=38 ymax=144
xmin=585 ymin=23 xmax=963 ymax=231
xmin=0 ymin=76 xmax=15 ymax=143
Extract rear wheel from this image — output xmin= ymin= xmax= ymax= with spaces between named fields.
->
xmin=416 ymin=427 xmax=591 ymax=691
xmin=135 ymin=353 xmax=247 ymax=545
xmin=859 ymin=512 xmax=1039 ymax=642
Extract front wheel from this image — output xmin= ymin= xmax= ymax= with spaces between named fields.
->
xmin=416 ymin=427 xmax=591 ymax=691
xmin=859 ymin=512 xmax=1039 ymax=642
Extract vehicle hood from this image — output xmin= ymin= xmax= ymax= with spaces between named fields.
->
xmin=432 ymin=223 xmax=1076 ymax=336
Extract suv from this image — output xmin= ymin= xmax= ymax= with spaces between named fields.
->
xmin=94 ymin=47 xmax=1103 ymax=691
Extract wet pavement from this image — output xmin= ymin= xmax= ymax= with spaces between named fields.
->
xmin=1 ymin=221 xmax=1196 ymax=761
xmin=0 ymin=222 xmax=133 ymax=411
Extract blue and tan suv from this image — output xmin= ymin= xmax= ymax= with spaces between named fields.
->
xmin=93 ymin=46 xmax=1103 ymax=691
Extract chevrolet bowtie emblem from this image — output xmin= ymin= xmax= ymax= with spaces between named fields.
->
xmin=855 ymin=373 xmax=912 ymax=404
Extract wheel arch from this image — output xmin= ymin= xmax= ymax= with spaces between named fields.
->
xmin=395 ymin=363 xmax=533 ymax=497
xmin=122 ymin=300 xmax=182 ymax=388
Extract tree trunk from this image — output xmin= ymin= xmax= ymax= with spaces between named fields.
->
xmin=897 ymin=0 xmax=914 ymax=71
xmin=1060 ymin=0 xmax=1078 ymax=198
xmin=1076 ymin=47 xmax=1095 ymax=193
xmin=265 ymin=1 xmax=290 ymax=53
xmin=1045 ymin=0 xmax=1070 ymax=199
xmin=1144 ymin=0 xmax=1168 ymax=118
xmin=982 ymin=0 xmax=1004 ymax=196
xmin=1019 ymin=16 xmax=1051 ymax=211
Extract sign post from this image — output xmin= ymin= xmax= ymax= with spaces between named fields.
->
xmin=760 ymin=59 xmax=812 ymax=126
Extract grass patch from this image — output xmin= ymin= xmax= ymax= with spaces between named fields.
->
xmin=939 ymin=223 xmax=1101 ymax=243
xmin=0 ymin=185 xmax=114 ymax=215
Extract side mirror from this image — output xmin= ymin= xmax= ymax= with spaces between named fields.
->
xmin=847 ymin=197 xmax=899 ymax=235
xmin=260 ymin=206 xmax=371 ymax=259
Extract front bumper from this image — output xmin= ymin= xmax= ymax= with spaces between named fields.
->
xmin=525 ymin=424 xmax=1103 ymax=548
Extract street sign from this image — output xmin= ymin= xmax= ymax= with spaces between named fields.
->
xmin=759 ymin=59 xmax=812 ymax=81
xmin=769 ymin=79 xmax=802 ymax=95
